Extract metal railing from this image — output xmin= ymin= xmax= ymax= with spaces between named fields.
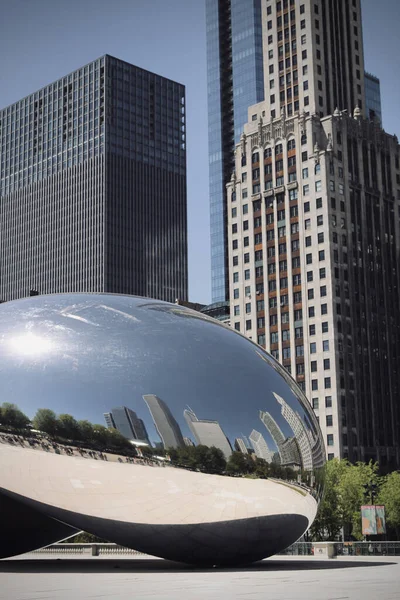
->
xmin=28 ymin=541 xmax=400 ymax=558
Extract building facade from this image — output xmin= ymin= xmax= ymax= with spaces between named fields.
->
xmin=206 ymin=0 xmax=265 ymax=303
xmin=0 ymin=55 xmax=188 ymax=303
xmin=143 ymin=394 xmax=185 ymax=449
xmin=226 ymin=106 xmax=400 ymax=468
xmin=364 ymin=72 xmax=382 ymax=124
xmin=183 ymin=406 xmax=232 ymax=458
xmin=104 ymin=406 xmax=150 ymax=444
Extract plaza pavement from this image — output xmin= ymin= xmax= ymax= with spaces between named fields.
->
xmin=0 ymin=554 xmax=399 ymax=600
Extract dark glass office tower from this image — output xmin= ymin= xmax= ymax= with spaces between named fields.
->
xmin=206 ymin=0 xmax=264 ymax=303
xmin=0 ymin=55 xmax=188 ymax=303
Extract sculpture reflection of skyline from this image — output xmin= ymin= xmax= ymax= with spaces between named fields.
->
xmin=102 ymin=388 xmax=324 ymax=473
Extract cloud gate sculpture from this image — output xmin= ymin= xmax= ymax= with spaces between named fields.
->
xmin=0 ymin=294 xmax=325 ymax=565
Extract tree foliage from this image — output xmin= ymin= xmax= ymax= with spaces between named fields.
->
xmin=377 ymin=471 xmax=400 ymax=538
xmin=0 ymin=402 xmax=30 ymax=429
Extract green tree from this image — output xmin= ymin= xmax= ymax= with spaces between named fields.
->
xmin=338 ymin=460 xmax=379 ymax=540
xmin=0 ymin=402 xmax=31 ymax=429
xmin=32 ymin=408 xmax=58 ymax=436
xmin=377 ymin=471 xmax=400 ymax=539
xmin=77 ymin=420 xmax=94 ymax=443
xmin=92 ymin=424 xmax=110 ymax=447
xmin=57 ymin=414 xmax=81 ymax=441
xmin=310 ymin=458 xmax=347 ymax=541
xmin=226 ymin=451 xmax=255 ymax=475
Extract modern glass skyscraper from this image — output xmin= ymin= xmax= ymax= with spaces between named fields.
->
xmin=206 ymin=0 xmax=264 ymax=303
xmin=104 ymin=406 xmax=150 ymax=444
xmin=0 ymin=55 xmax=188 ymax=303
xmin=364 ymin=72 xmax=382 ymax=124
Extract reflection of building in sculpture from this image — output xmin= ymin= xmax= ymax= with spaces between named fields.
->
xmin=143 ymin=395 xmax=185 ymax=449
xmin=183 ymin=437 xmax=195 ymax=447
xmin=259 ymin=410 xmax=301 ymax=468
xmin=104 ymin=407 xmax=150 ymax=445
xmin=234 ymin=438 xmax=248 ymax=454
xmin=273 ymin=393 xmax=313 ymax=471
xmin=303 ymin=413 xmax=325 ymax=469
xmin=249 ymin=430 xmax=274 ymax=463
xmin=183 ymin=407 xmax=232 ymax=459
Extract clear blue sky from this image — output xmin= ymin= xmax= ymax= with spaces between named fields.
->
xmin=0 ymin=0 xmax=399 ymax=304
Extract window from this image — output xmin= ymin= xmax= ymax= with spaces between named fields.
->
xmin=246 ymin=320 xmax=252 ymax=331
xmin=232 ymin=239 xmax=238 ymax=250
xmin=292 ymin=257 xmax=300 ymax=268
xmin=282 ymin=329 xmax=290 ymax=342
xmin=305 ymin=236 xmax=312 ymax=247
xmin=293 ymin=274 xmax=301 ymax=286
xmin=244 ymin=253 xmax=250 ymax=264
xmin=252 ymin=152 xmax=259 ymax=164
xmin=234 ymin=323 xmax=240 ymax=331
xmin=257 ymin=300 xmax=265 ymax=311
xmin=296 ymin=345 xmax=304 ymax=357
xmin=312 ymin=398 xmax=319 ymax=410
xmin=304 ymin=201 xmax=310 ymax=212
xmin=270 ymin=314 xmax=278 ymax=326
xmin=303 ymin=184 xmax=310 ymax=196
xmin=270 ymin=332 xmax=279 ymax=344
xmin=302 ymin=167 xmax=309 ymax=179
xmin=312 ymin=380 xmax=318 ymax=391
xmin=233 ymin=288 xmax=239 ymax=300
xmin=281 ymin=312 xmax=290 ymax=324
xmin=309 ymin=324 xmax=316 ymax=335
xmin=311 ymin=361 xmax=317 ymax=372
xmin=326 ymin=415 xmax=333 ymax=427
xmin=232 ymin=207 xmax=237 ymax=218
xmin=324 ymin=358 xmax=330 ymax=370
xmin=294 ymin=309 xmax=303 ymax=321
xmin=303 ymin=80 xmax=309 ymax=91
xmin=319 ymin=250 xmax=325 ymax=261
xmin=242 ymin=189 xmax=248 ymax=199
xmin=320 ymin=285 xmax=327 ymax=297
xmin=309 ymin=306 xmax=315 ymax=317
xmin=324 ymin=377 xmax=331 ymax=389
xmin=318 ymin=232 xmax=324 ymax=243
xmin=245 ymin=269 xmax=250 ymax=280
xmin=233 ymin=272 xmax=239 ymax=283
xmin=295 ymin=327 xmax=303 ymax=339
xmin=234 ymin=305 xmax=240 ymax=316
xmin=233 ymin=256 xmax=239 ymax=266
xmin=325 ymin=396 xmax=332 ymax=408
xmin=310 ymin=342 xmax=316 ymax=354
xmin=258 ymin=334 xmax=266 ymax=346
xmin=279 ymin=243 xmax=287 ymax=254
xmin=323 ymin=340 xmax=329 ymax=351
xmin=315 ymin=180 xmax=322 ymax=192
xmin=315 ymin=163 xmax=321 ymax=175
xmin=306 ymin=253 xmax=312 ymax=265
xmin=322 ymin=322 xmax=328 ymax=333
xmin=297 ymin=363 xmax=305 ymax=376
xmin=321 ymin=304 xmax=328 ymax=315
xmin=245 ymin=286 xmax=251 ymax=296
xmin=293 ymin=291 xmax=302 ymax=304
xmin=280 ymin=277 xmax=288 ymax=289
xmin=316 ymin=197 xmax=322 ymax=209
xmin=308 ymin=289 xmax=314 ymax=300
xmin=304 ymin=218 xmax=311 ymax=230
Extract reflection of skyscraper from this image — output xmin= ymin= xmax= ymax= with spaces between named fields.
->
xmin=183 ymin=407 xmax=232 ymax=459
xmin=249 ymin=430 xmax=273 ymax=463
xmin=273 ymin=392 xmax=313 ymax=471
xmin=104 ymin=407 xmax=150 ymax=445
xmin=143 ymin=395 xmax=185 ymax=449
xmin=234 ymin=438 xmax=248 ymax=454
xmin=259 ymin=410 xmax=300 ymax=468
xmin=184 ymin=437 xmax=195 ymax=447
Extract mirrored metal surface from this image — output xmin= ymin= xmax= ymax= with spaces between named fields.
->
xmin=0 ymin=294 xmax=325 ymax=565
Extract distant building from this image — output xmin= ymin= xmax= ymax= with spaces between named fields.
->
xmin=183 ymin=437 xmax=195 ymax=447
xmin=259 ymin=410 xmax=300 ymax=468
xmin=234 ymin=438 xmax=248 ymax=454
xmin=183 ymin=407 xmax=232 ymax=459
xmin=365 ymin=72 xmax=382 ymax=124
xmin=104 ymin=406 xmax=150 ymax=444
xmin=249 ymin=430 xmax=273 ymax=462
xmin=143 ymin=395 xmax=185 ymax=449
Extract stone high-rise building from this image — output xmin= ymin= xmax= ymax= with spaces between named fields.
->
xmin=222 ymin=1 xmax=400 ymax=469
xmin=0 ymin=55 xmax=188 ymax=303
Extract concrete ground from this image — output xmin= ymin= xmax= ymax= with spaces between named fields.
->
xmin=1 ymin=555 xmax=399 ymax=600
